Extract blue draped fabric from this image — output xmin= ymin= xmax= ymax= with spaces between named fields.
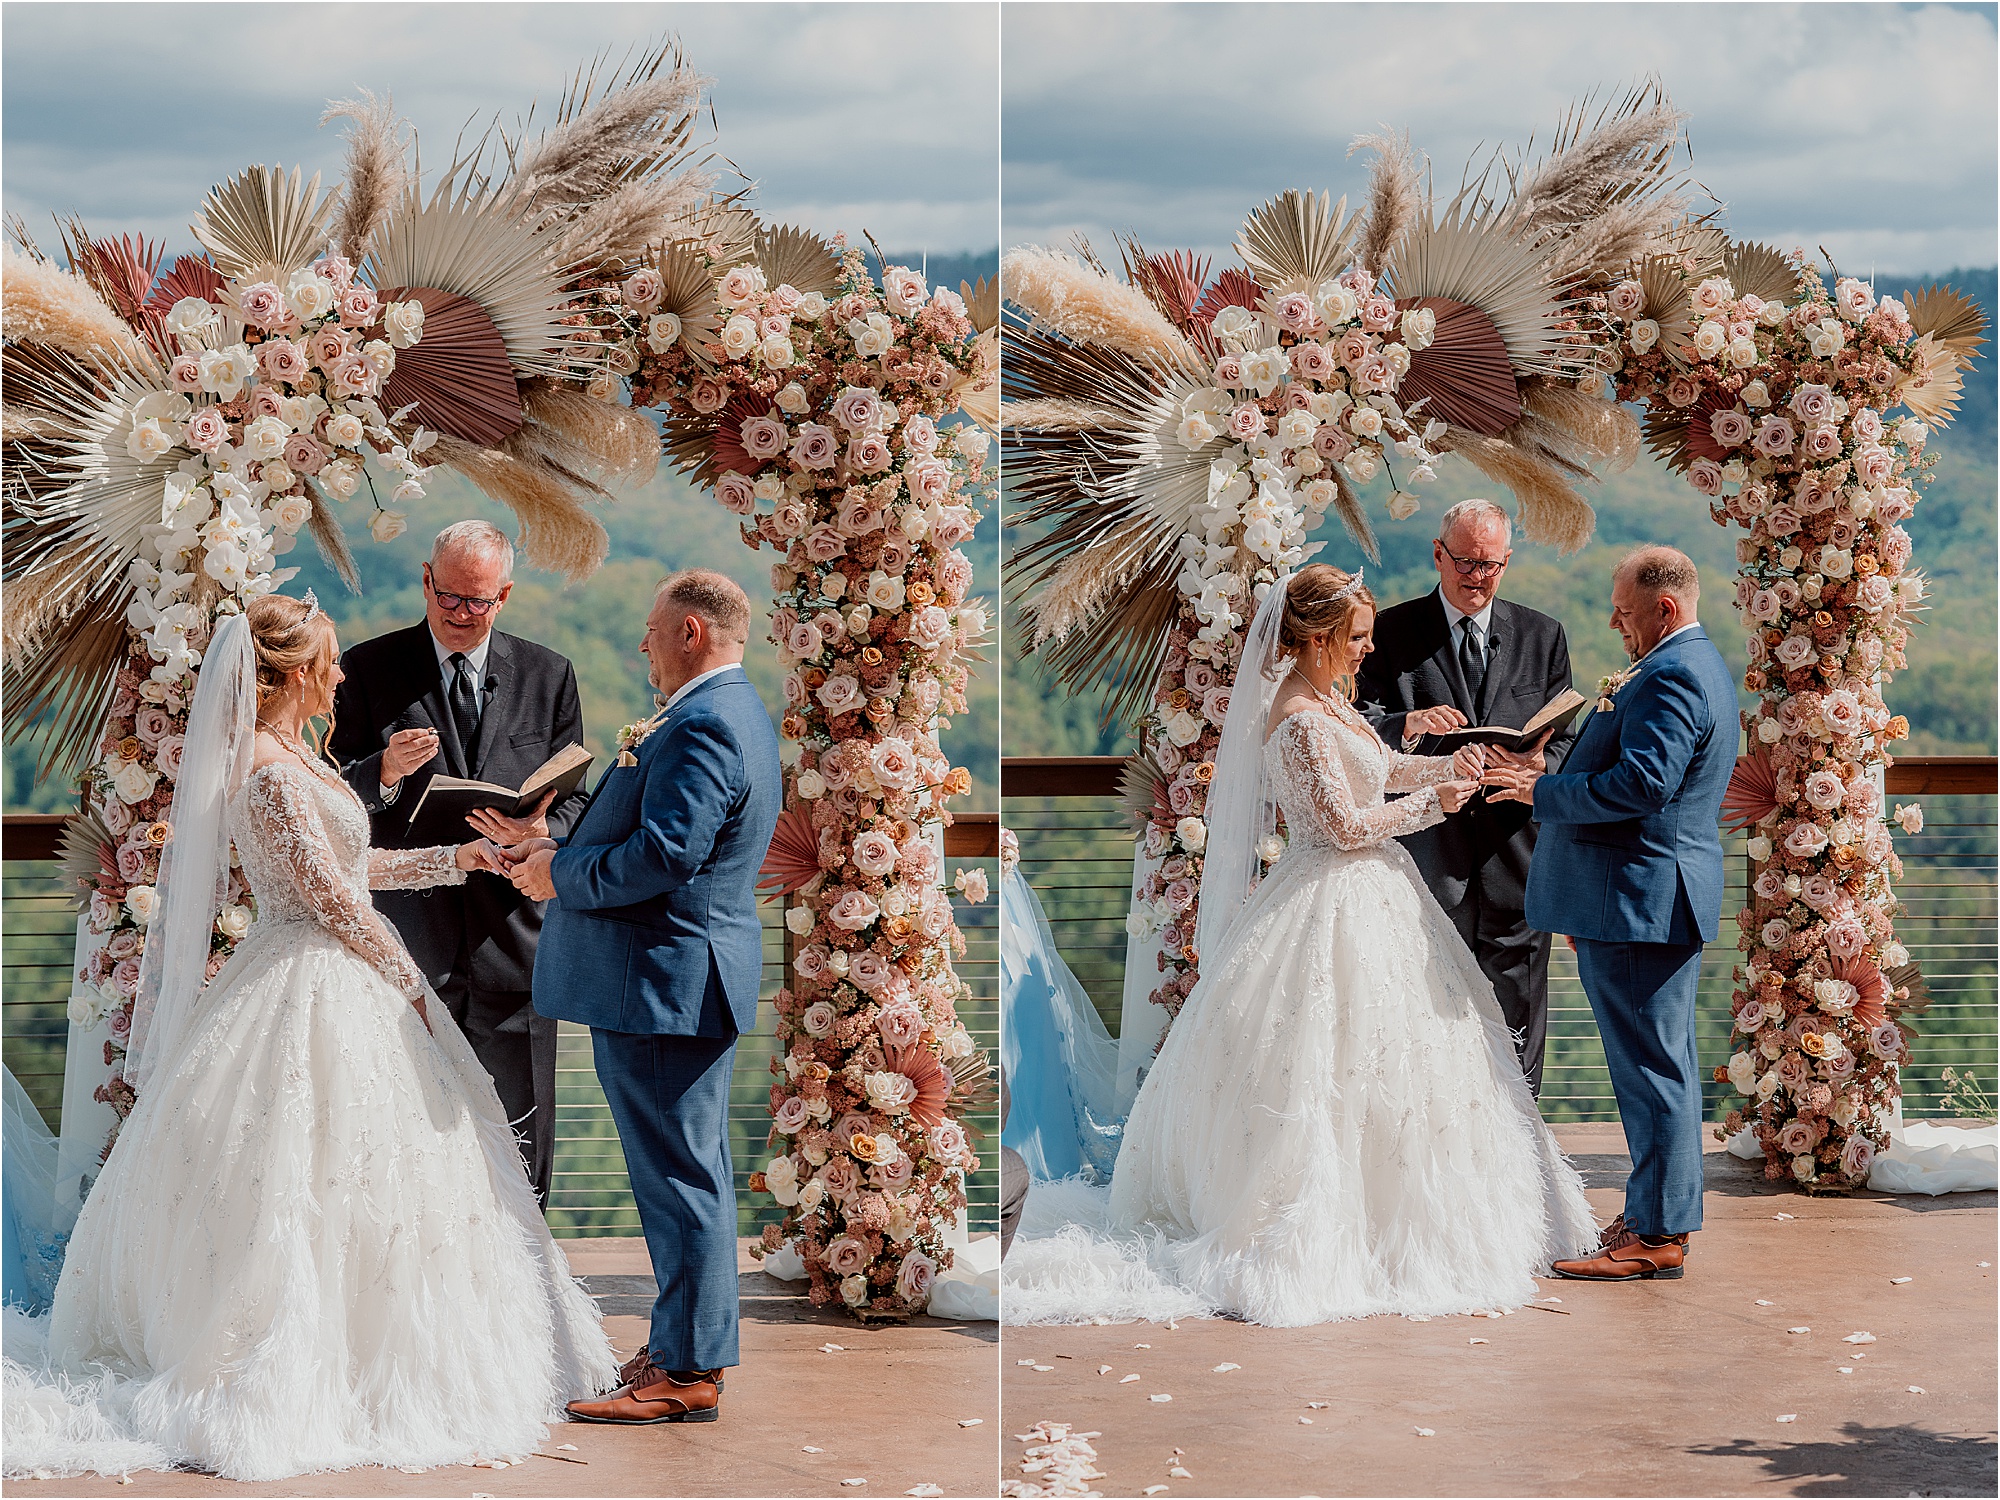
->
xmin=4 ymin=1066 xmax=67 ymax=1313
xmin=1000 ymin=869 xmax=1124 ymax=1183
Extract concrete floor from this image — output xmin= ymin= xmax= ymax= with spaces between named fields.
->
xmin=34 ymin=1240 xmax=999 ymax=1499
xmin=1001 ymin=1125 xmax=1997 ymax=1498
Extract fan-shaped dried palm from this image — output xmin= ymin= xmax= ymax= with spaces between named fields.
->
xmin=661 ymin=408 xmax=725 ymax=488
xmin=1722 ymin=240 xmax=1799 ymax=305
xmin=1351 ymin=131 xmax=1424 ymax=276
xmin=1234 ymin=189 xmax=1356 ymax=297
xmin=959 ymin=273 xmax=1000 ymax=335
xmin=55 ymin=804 xmax=114 ymax=908
xmin=1902 ymin=284 xmax=1988 ymax=360
xmin=1396 ymin=296 xmax=1522 ymax=436
xmin=365 ymin=173 xmax=598 ymax=382
xmin=951 ymin=328 xmax=999 ymax=434
xmin=945 ymin=1050 xmax=998 ymax=1143
xmin=1193 ymin=269 xmax=1262 ymax=329
xmin=1003 ymin=246 xmax=1197 ymax=369
xmin=690 ymin=203 xmax=760 ymax=268
xmin=1384 ymin=202 xmax=1588 ymax=382
xmin=322 ymin=90 xmax=409 ymax=266
xmin=1659 ymin=221 xmax=1729 ymax=278
xmin=144 ymin=253 xmax=226 ymax=318
xmin=1117 ymin=752 xmax=1172 ymax=835
xmin=886 ymin=1043 xmax=952 ymax=1129
xmin=1721 ymin=748 xmax=1779 ymax=831
xmin=1882 ymin=958 xmax=1929 ymax=1025
xmin=1119 ymin=245 xmax=1208 ymax=337
xmin=1828 ymin=956 xmax=1892 ymax=1032
xmin=709 ymin=392 xmax=774 ymax=479
xmin=374 ymin=285 xmax=524 ymax=446
xmin=1637 ymin=253 xmax=1696 ymax=364
xmin=60 ymin=227 xmax=162 ymax=327
xmin=648 ymin=238 xmax=724 ymax=365
xmin=1896 ymin=334 xmax=1969 ymax=427
xmin=1 ymin=243 xmax=146 ymax=370
xmin=757 ymin=805 xmax=821 ymax=896
xmin=427 ymin=433 xmax=609 ymax=582
xmin=1437 ymin=426 xmax=1595 ymax=554
xmin=192 ymin=164 xmax=336 ymax=285
xmin=754 ymin=223 xmax=842 ymax=296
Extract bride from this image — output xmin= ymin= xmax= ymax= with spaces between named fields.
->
xmin=4 ymin=594 xmax=615 ymax=1479
xmin=1007 ymin=564 xmax=1599 ymax=1327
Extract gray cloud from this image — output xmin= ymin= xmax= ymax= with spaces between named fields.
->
xmin=1003 ymin=2 xmax=1997 ymax=275
xmin=3 ymin=2 xmax=999 ymax=256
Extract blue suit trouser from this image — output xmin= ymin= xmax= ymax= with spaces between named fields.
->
xmin=591 ymin=1028 xmax=740 ymax=1369
xmin=1574 ymin=937 xmax=1706 ymax=1235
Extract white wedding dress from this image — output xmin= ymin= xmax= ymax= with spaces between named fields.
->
xmin=3 ymin=757 xmax=615 ymax=1480
xmin=1005 ymin=700 xmax=1599 ymax=1327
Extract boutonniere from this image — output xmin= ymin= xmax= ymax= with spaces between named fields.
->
xmin=614 ymin=705 xmax=668 ymax=766
xmin=1594 ymin=666 xmax=1639 ymax=713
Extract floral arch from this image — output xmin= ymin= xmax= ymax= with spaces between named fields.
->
xmin=1001 ymin=89 xmax=1985 ymax=1194
xmin=2 ymin=42 xmax=995 ymax=1318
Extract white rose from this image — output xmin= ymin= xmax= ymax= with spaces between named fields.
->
xmin=369 ymin=509 xmax=407 ymax=543
xmin=1344 ymin=449 xmax=1380 ymax=483
xmin=383 ymin=300 xmax=425 ymax=349
xmin=645 ymin=312 xmax=683 ymax=353
xmin=126 ymin=884 xmax=159 ymax=925
xmin=764 ymin=1155 xmax=800 ymax=1206
xmin=270 ymin=494 xmax=312 ymax=533
xmin=1256 ymin=834 xmax=1286 ymax=863
xmin=1693 ymin=320 xmax=1728 ymax=360
xmin=114 ymin=759 xmax=160 ymax=805
xmin=784 ymin=905 xmax=816 ymax=935
xmin=1727 ymin=337 xmax=1761 ymax=369
xmin=798 ymin=1179 xmax=826 ymax=1212
xmin=217 ymin=903 xmax=252 ymax=940
xmin=285 ymin=269 xmax=335 ymax=323
xmin=1387 ymin=491 xmax=1420 ymax=521
xmin=796 ymin=769 xmax=827 ymax=799
xmin=1348 ymin=406 xmax=1384 ymax=438
xmin=760 ymin=334 xmax=795 ymax=369
xmin=952 ymin=424 xmax=989 ymax=459
xmin=840 ymin=1273 xmax=868 ymax=1306
xmin=775 ymin=382 xmax=810 ymax=415
xmin=165 ymin=296 xmax=221 ymax=340
xmin=1124 ymin=908 xmax=1157 ymax=937
xmin=261 ymin=460 xmax=297 ymax=494
xmin=1175 ymin=816 xmax=1207 ymax=853
xmin=1313 ymin=283 xmax=1357 ymax=327
xmin=1627 ymin=319 xmax=1660 ymax=353
xmin=865 ymin=572 xmax=906 ymax=610
xmin=1745 ymin=834 xmax=1773 ymax=863
xmin=67 ymin=991 xmax=103 ymax=1029
xmin=325 ymin=411 xmax=366 ymax=448
xmin=319 ymin=460 xmax=362 ymax=500
xmin=1727 ymin=1051 xmax=1758 ymax=1095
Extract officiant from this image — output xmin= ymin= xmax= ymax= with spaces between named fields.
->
xmin=329 ymin=519 xmax=589 ymax=1205
xmin=1356 ymin=499 xmax=1578 ymax=1095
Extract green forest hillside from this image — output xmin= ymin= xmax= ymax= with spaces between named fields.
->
xmin=4 ymin=253 xmax=1000 ymax=815
xmin=1004 ymin=269 xmax=1998 ymax=760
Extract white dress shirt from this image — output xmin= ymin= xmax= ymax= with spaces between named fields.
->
xmin=1402 ymin=588 xmax=1497 ymax=750
xmin=1648 ymin=621 xmax=1701 ymax=655
xmin=662 ymin=662 xmax=743 ymax=715
xmin=380 ymin=631 xmax=495 ymax=802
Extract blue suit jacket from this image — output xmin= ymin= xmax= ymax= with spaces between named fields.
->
xmin=1524 ymin=625 xmax=1739 ymax=945
xmin=532 ymin=667 xmax=783 ymax=1037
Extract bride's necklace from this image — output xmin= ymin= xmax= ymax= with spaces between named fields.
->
xmin=256 ymin=717 xmax=331 ymax=780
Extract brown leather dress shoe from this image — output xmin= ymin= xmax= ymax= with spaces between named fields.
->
xmin=1552 ymin=1229 xmax=1689 ymax=1281
xmin=567 ymin=1362 xmax=723 ymax=1424
xmin=1596 ymin=1214 xmax=1627 ymax=1247
xmin=616 ymin=1346 xmax=651 ymax=1386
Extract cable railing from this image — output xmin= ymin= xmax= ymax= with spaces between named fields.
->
xmin=1 ymin=813 xmax=1000 ymax=1240
xmin=1000 ymin=757 xmax=1998 ymax=1125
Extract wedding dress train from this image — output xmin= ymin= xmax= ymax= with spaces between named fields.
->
xmin=1005 ymin=702 xmax=1599 ymax=1327
xmin=3 ymin=759 xmax=615 ymax=1479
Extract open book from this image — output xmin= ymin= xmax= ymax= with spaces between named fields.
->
xmin=1425 ymin=687 xmax=1588 ymax=753
xmin=402 ymin=742 xmax=593 ymax=845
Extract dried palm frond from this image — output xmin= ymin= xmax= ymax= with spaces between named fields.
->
xmin=1437 ymin=426 xmax=1596 ymax=554
xmin=1350 ymin=131 xmax=1424 ymax=276
xmin=758 ymin=806 xmax=821 ymax=896
xmin=144 ymin=253 xmax=226 ymax=318
xmin=1721 ymin=748 xmax=1779 ymax=832
xmin=1326 ymin=462 xmax=1379 ymax=564
xmin=191 ymin=164 xmax=336 ymax=285
xmin=1 ymin=243 xmax=146 ymax=369
xmin=1002 ymin=246 xmax=1197 ymax=369
xmin=1 ymin=404 xmax=70 ymax=443
xmin=366 ymin=171 xmax=598 ymax=381
xmin=945 ymin=1049 xmax=999 ymax=1145
xmin=300 ymin=484 xmax=362 ymax=594
xmin=646 ymin=238 xmax=725 ymax=365
xmin=2 ymin=612 xmax=129 ymax=781
xmin=374 ymin=286 xmax=524 ymax=446
xmin=1396 ymin=296 xmax=1522 ymax=436
xmin=55 ymin=804 xmax=114 ymax=908
xmin=1118 ymin=243 xmax=1208 ymax=337
xmin=1723 ymin=240 xmax=1799 ymax=305
xmin=519 ymin=378 xmax=661 ymax=484
xmin=1637 ymin=253 xmax=1696 ymax=364
xmin=1234 ymin=189 xmax=1356 ymax=297
xmin=1903 ymin=283 xmax=1988 ymax=361
xmin=1194 ymin=269 xmax=1262 ymax=326
xmin=60 ymin=227 xmax=162 ymax=327
xmin=1896 ymin=334 xmax=1968 ymax=426
xmin=1384 ymin=202 xmax=1588 ymax=382
xmin=952 ymin=327 xmax=999 ymax=433
xmin=1660 ymin=220 xmax=1730 ymax=276
xmin=427 ymin=433 xmax=609 ymax=582
xmin=1117 ymin=753 xmax=1172 ymax=835
xmin=691 ymin=203 xmax=760 ymax=268
xmin=959 ymin=273 xmax=1000 ymax=335
xmin=753 ymin=223 xmax=842 ymax=296
xmin=322 ymin=90 xmax=409 ymax=266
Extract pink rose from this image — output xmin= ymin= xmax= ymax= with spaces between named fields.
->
xmin=877 ymin=536 xmax=912 ymax=576
xmin=307 ymin=327 xmax=351 ymax=369
xmin=929 ymin=1120 xmax=968 ymax=1164
xmin=1747 ymin=589 xmax=1781 ymax=624
xmin=155 ymin=735 xmax=185 ymax=781
xmin=1825 ymin=920 xmax=1868 ymax=959
xmin=259 ymin=339 xmax=310 ymax=383
xmin=875 ymin=1153 xmax=915 ymax=1190
xmin=1314 ymin=425 xmax=1353 ymax=462
xmin=847 ymin=434 xmax=893 ymax=474
xmin=108 ymin=1001 xmax=134 ymax=1035
xmin=1687 ymin=458 xmax=1724 ymax=497
xmin=1290 ymin=342 xmax=1336 ymax=382
xmin=1734 ymin=999 xmax=1767 ymax=1032
xmin=901 ymin=414 xmax=939 ymax=453
xmin=908 ymin=606 xmax=952 ymax=649
xmin=184 ymin=408 xmax=228 ymax=452
xmin=931 ymin=505 xmax=975 ymax=547
xmin=1839 ymin=1134 xmax=1875 ymax=1179
xmin=869 ymin=738 xmax=917 ymax=790
xmin=1752 ymin=415 xmax=1796 ymax=456
xmin=820 ymin=1158 xmax=862 ymax=1201
xmin=688 ymin=378 xmax=730 ymax=414
xmin=715 ymin=472 xmax=757 ymax=515
xmin=817 ymin=674 xmax=864 ymax=715
xmin=1821 ymin=690 xmax=1863 ymax=735
xmin=1212 ymin=355 xmax=1243 ymax=386
xmin=1778 ymin=1120 xmax=1814 ymax=1155
xmin=337 ymin=287 xmax=379 ymax=327
xmin=804 ymin=527 xmax=848 ymax=563
xmin=894 ymin=1251 xmax=937 ymax=1303
xmin=1226 ymin=403 xmax=1265 ymax=442
xmin=1867 ymin=1024 xmax=1902 ymax=1060
xmin=282 ymin=432 xmax=328 ymax=474
xmin=621 ymin=269 xmax=663 ymax=312
xmin=236 ymin=281 xmax=287 ymax=329
xmin=774 ymin=1095 xmax=812 ymax=1133
xmin=802 ymin=1001 xmax=836 ymax=1036
xmin=741 ymin=415 xmax=789 ymax=460
xmin=1708 ymin=410 xmax=1752 ymax=447
xmin=133 ymin=706 xmax=171 ymax=745
xmin=168 ymin=355 xmax=203 ymax=392
xmin=824 ymin=1236 xmax=869 ymax=1276
xmin=851 ymin=832 xmax=900 ymax=883
xmin=115 ymin=842 xmax=149 ymax=883
xmin=1802 ymin=425 xmax=1842 ymax=461
xmin=826 ymin=889 xmax=882 ymax=932
xmin=1359 ymin=296 xmax=1397 ymax=332
xmin=876 ymin=1001 xmax=924 ymax=1048
xmin=1334 ymin=330 xmax=1370 ymax=367
xmin=1789 ymin=383 xmax=1836 ymax=424
xmin=1665 ymin=376 xmax=1702 ymax=408
xmin=1272 ymin=293 xmax=1317 ymax=333
xmin=1351 ymin=353 xmax=1394 ymax=392
xmin=907 ymin=458 xmax=953 ymax=506
xmin=937 ymin=550 xmax=973 ymax=605
xmin=832 ymin=387 xmax=883 ymax=433
xmin=793 ymin=945 xmax=830 ymax=982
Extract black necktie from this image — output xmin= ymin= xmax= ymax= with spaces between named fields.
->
xmin=1458 ymin=617 xmax=1486 ymax=713
xmin=447 ymin=652 xmax=480 ymax=754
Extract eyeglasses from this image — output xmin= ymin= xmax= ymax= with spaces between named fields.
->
xmin=426 ymin=573 xmax=503 ymax=616
xmin=1439 ymin=543 xmax=1508 ymax=581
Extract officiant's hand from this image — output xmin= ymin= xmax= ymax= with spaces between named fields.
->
xmin=1481 ymin=763 xmax=1540 ymax=805
xmin=466 ymin=788 xmax=558 ymax=846
xmin=508 ymin=845 xmax=559 ymax=902
xmin=1491 ymin=731 xmax=1553 ymax=777
xmin=381 ymin=726 xmax=441 ymax=788
xmin=1406 ymin=705 xmax=1468 ymax=738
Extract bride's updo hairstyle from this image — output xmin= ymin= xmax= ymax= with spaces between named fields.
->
xmin=1268 ymin=563 xmax=1376 ymax=690
xmin=245 ymin=594 xmax=339 ymax=737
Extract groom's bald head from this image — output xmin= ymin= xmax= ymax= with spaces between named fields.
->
xmin=1611 ymin=546 xmax=1699 ymax=660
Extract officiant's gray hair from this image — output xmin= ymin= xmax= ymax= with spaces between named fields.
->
xmin=431 ymin=520 xmax=515 ymax=582
xmin=1438 ymin=499 xmax=1511 ymax=547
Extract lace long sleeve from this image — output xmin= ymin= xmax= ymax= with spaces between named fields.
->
xmin=367 ymin=845 xmax=468 ymax=891
xmin=1276 ymin=713 xmax=1445 ymax=850
xmin=1385 ymin=749 xmax=1459 ymax=793
xmin=242 ymin=766 xmax=430 ymax=1001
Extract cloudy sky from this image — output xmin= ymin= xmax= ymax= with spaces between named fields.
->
xmin=1004 ymin=2 xmax=1998 ymax=278
xmin=2 ymin=2 xmax=1000 ymax=258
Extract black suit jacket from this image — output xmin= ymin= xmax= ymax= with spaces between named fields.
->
xmin=1355 ymin=591 xmax=1577 ymax=914
xmin=329 ymin=623 xmax=589 ymax=994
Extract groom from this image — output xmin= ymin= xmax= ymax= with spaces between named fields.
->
xmin=507 ymin=570 xmax=781 ymax=1421
xmin=1484 ymin=547 xmax=1736 ymax=1281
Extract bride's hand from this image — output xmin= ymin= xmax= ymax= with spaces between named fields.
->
xmin=456 ymin=838 xmax=505 ymax=874
xmin=1437 ymin=778 xmax=1480 ymax=814
xmin=1451 ymin=743 xmax=1487 ymax=779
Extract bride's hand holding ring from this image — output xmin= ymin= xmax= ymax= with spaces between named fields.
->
xmin=1451 ymin=743 xmax=1487 ymax=779
xmin=1437 ymin=778 xmax=1480 ymax=814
